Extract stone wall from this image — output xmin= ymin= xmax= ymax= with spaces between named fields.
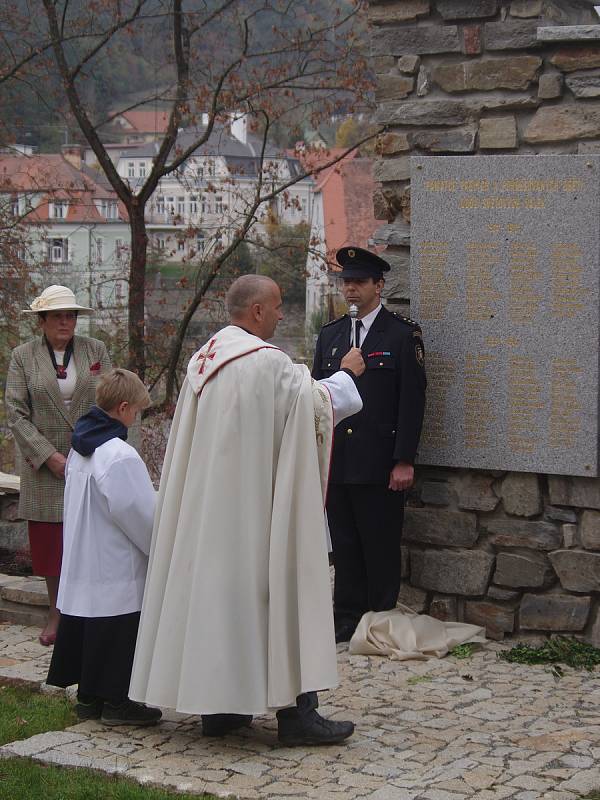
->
xmin=370 ymin=0 xmax=600 ymax=640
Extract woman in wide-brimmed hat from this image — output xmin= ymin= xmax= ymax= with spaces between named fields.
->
xmin=5 ymin=286 xmax=111 ymax=645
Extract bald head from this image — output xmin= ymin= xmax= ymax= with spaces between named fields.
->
xmin=226 ymin=275 xmax=283 ymax=340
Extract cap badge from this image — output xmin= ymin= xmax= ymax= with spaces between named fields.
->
xmin=348 ymin=249 xmax=355 ymax=258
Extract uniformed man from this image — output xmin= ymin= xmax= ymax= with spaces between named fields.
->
xmin=312 ymin=246 xmax=427 ymax=644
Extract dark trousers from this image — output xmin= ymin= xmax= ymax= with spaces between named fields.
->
xmin=202 ymin=692 xmax=318 ymax=728
xmin=326 ymin=483 xmax=405 ymax=631
xmin=46 ymin=612 xmax=140 ymax=705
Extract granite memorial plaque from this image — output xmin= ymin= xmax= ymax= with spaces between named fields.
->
xmin=410 ymin=155 xmax=600 ymax=476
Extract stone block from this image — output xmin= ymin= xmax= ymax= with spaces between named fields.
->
xmin=548 ymin=475 xmax=600 ymax=509
xmin=0 ymin=521 xmax=28 ymax=551
xmin=479 ymin=116 xmax=518 ymax=150
xmin=462 ymin=24 xmax=482 ymax=56
xmin=587 ymin=604 xmax=600 ymax=648
xmin=520 ymin=593 xmax=591 ymax=631
xmin=546 ymin=506 xmax=577 ymax=523
xmin=551 ymin=47 xmax=600 ymax=73
xmin=432 ymin=56 xmax=541 ymax=93
xmin=510 ymin=0 xmax=542 ymax=17
xmin=464 ymin=601 xmax=515 ymax=640
xmin=368 ymin=0 xmax=430 ymax=24
xmin=372 ymin=56 xmax=396 ymax=75
xmin=0 ymin=499 xmax=20 ymax=522
xmin=409 ymin=127 xmax=477 ymax=153
xmin=403 ymin=508 xmax=478 ymax=546
xmin=562 ymin=524 xmax=578 ymax=548
xmin=456 ymin=474 xmax=499 ymax=512
xmin=398 ymin=55 xmax=421 ymax=75
xmin=429 ymin=594 xmax=457 ymax=621
xmin=549 ymin=549 xmax=600 ymax=592
xmin=1 ymin=579 xmax=48 ymax=607
xmin=436 ymin=0 xmax=498 ymax=19
xmin=378 ymin=99 xmax=473 ymax=127
xmin=538 ymin=72 xmax=563 ymax=99
xmin=373 ymin=190 xmax=394 ymax=223
xmin=376 ymin=132 xmax=410 ymax=156
xmin=581 ymin=510 xmax=600 ymax=550
xmin=383 ymin=251 xmax=411 ymax=300
xmin=376 ymin=75 xmax=415 ymax=103
xmin=421 ymin=480 xmax=451 ymax=506
xmin=538 ymin=26 xmax=600 ymax=42
xmin=484 ymin=20 xmax=541 ymax=50
xmin=417 ymin=66 xmax=430 ymax=97
xmin=486 ymin=519 xmax=562 ymax=551
xmin=499 ymin=472 xmax=542 ymax=517
xmin=397 ymin=583 xmax=428 ymax=612
xmin=493 ymin=552 xmax=554 ymax=588
xmin=372 ymin=221 xmax=410 ymax=247
xmin=410 ymin=548 xmax=495 ymax=595
xmin=373 ymin=157 xmax=410 ymax=183
xmin=566 ymin=69 xmax=600 ymax=98
xmin=578 ymin=141 xmax=600 ymax=154
xmin=371 ymin=25 xmax=461 ymax=57
xmin=487 ymin=585 xmax=520 ymax=601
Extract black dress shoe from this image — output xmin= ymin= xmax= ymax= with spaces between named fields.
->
xmin=335 ymin=623 xmax=356 ymax=644
xmin=278 ymin=710 xmax=354 ymax=746
xmin=201 ymin=713 xmax=253 ymax=737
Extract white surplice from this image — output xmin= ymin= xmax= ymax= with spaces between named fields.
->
xmin=130 ymin=326 xmax=361 ymax=714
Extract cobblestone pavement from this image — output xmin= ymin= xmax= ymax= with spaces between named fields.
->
xmin=1 ymin=621 xmax=600 ymax=799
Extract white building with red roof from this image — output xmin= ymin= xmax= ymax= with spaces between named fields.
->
xmin=0 ymin=144 xmax=130 ymax=325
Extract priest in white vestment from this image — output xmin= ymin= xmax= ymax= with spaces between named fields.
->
xmin=130 ymin=275 xmax=364 ymax=745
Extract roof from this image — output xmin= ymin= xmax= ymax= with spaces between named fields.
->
xmin=0 ymin=154 xmax=128 ymax=223
xmin=115 ymin=110 xmax=171 ymax=134
xmin=295 ymin=148 xmax=386 ymax=267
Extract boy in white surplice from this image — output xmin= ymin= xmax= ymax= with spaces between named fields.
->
xmin=47 ymin=368 xmax=161 ymax=727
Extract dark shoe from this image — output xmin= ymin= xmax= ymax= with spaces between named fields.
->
xmin=335 ymin=624 xmax=356 ymax=644
xmin=76 ymin=698 xmax=103 ymax=721
xmin=101 ymin=700 xmax=162 ymax=727
xmin=278 ymin=710 xmax=354 ymax=746
xmin=202 ymin=713 xmax=253 ymax=737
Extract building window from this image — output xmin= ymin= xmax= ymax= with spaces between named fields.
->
xmin=196 ymin=232 xmax=205 ymax=255
xmin=128 ymin=162 xmax=135 ymax=178
xmin=139 ymin=162 xmax=146 ymax=177
xmin=11 ymin=196 xmax=20 ymax=217
xmin=95 ymin=238 xmax=103 ymax=263
xmin=177 ymin=196 xmax=185 ymax=216
xmin=101 ymin=199 xmax=118 ymax=219
xmin=201 ymin=195 xmax=211 ymax=215
xmin=155 ymin=236 xmax=165 ymax=251
xmin=50 ymin=200 xmax=68 ymax=219
xmin=156 ymin=196 xmax=165 ymax=215
xmin=177 ymin=239 xmax=185 ymax=252
xmin=48 ymin=238 xmax=68 ymax=263
xmin=207 ymin=161 xmax=215 ymax=177
xmin=189 ymin=195 xmax=198 ymax=214
xmin=301 ymin=198 xmax=307 ymax=217
xmin=215 ymin=196 xmax=223 ymax=214
xmin=196 ymin=164 xmax=204 ymax=181
xmin=166 ymin=196 xmax=175 ymax=215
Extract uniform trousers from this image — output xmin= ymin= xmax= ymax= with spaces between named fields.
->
xmin=326 ymin=483 xmax=405 ymax=631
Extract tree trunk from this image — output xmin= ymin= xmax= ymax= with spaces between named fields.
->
xmin=128 ymin=204 xmax=148 ymax=379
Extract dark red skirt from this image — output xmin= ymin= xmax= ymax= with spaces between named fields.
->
xmin=27 ymin=522 xmax=63 ymax=577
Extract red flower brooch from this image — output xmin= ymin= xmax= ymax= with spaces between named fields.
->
xmin=89 ymin=361 xmax=102 ymax=374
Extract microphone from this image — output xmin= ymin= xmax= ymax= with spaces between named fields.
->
xmin=348 ymin=304 xmax=359 ymax=348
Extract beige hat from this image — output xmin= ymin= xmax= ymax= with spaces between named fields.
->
xmin=22 ymin=285 xmax=93 ymax=315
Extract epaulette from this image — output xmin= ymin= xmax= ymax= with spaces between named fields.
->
xmin=322 ymin=314 xmax=348 ymax=328
xmin=391 ymin=311 xmax=421 ymax=330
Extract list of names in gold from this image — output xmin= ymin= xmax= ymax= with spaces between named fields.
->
xmin=551 ymin=244 xmax=586 ymax=318
xmin=550 ymin=358 xmax=583 ymax=449
xmin=508 ymin=242 xmax=543 ymax=323
xmin=466 ymin=242 xmax=502 ymax=321
xmin=464 ymin=353 xmax=497 ymax=450
xmin=415 ymin=241 xmax=458 ymax=320
xmin=508 ymin=356 xmax=544 ymax=453
xmin=421 ymin=352 xmax=454 ymax=448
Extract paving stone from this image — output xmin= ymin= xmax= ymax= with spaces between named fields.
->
xmin=403 ymin=509 xmax=478 ymax=547
xmin=549 ymin=550 xmax=600 ymax=592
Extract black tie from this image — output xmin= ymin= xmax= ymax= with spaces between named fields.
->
xmin=354 ymin=319 xmax=363 ymax=348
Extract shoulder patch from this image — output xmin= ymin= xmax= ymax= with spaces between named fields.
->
xmin=322 ymin=314 xmax=347 ymax=328
xmin=391 ymin=311 xmax=422 ymax=332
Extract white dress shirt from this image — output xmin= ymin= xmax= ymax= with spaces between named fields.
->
xmin=351 ymin=303 xmax=382 ymax=347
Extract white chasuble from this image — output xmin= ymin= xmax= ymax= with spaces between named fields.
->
xmin=130 ymin=326 xmax=355 ymax=714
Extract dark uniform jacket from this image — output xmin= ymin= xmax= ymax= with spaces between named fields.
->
xmin=312 ymin=306 xmax=427 ymax=485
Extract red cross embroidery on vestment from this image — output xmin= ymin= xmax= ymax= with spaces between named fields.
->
xmin=196 ymin=338 xmax=217 ymax=374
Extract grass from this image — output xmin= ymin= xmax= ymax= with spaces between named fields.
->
xmin=450 ymin=643 xmax=476 ymax=660
xmin=498 ymin=636 xmax=600 ymax=674
xmin=0 ymin=684 xmax=215 ymax=800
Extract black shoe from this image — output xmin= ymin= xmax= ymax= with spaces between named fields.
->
xmin=101 ymin=700 xmax=162 ymax=727
xmin=335 ymin=623 xmax=356 ymax=644
xmin=75 ymin=698 xmax=103 ymax=721
xmin=202 ymin=713 xmax=253 ymax=737
xmin=278 ymin=710 xmax=355 ymax=746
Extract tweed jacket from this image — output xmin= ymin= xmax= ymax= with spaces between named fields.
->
xmin=5 ymin=334 xmax=111 ymax=522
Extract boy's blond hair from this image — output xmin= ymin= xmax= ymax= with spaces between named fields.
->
xmin=96 ymin=368 xmax=150 ymax=411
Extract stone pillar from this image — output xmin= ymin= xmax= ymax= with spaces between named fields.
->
xmin=370 ymin=0 xmax=600 ymax=640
